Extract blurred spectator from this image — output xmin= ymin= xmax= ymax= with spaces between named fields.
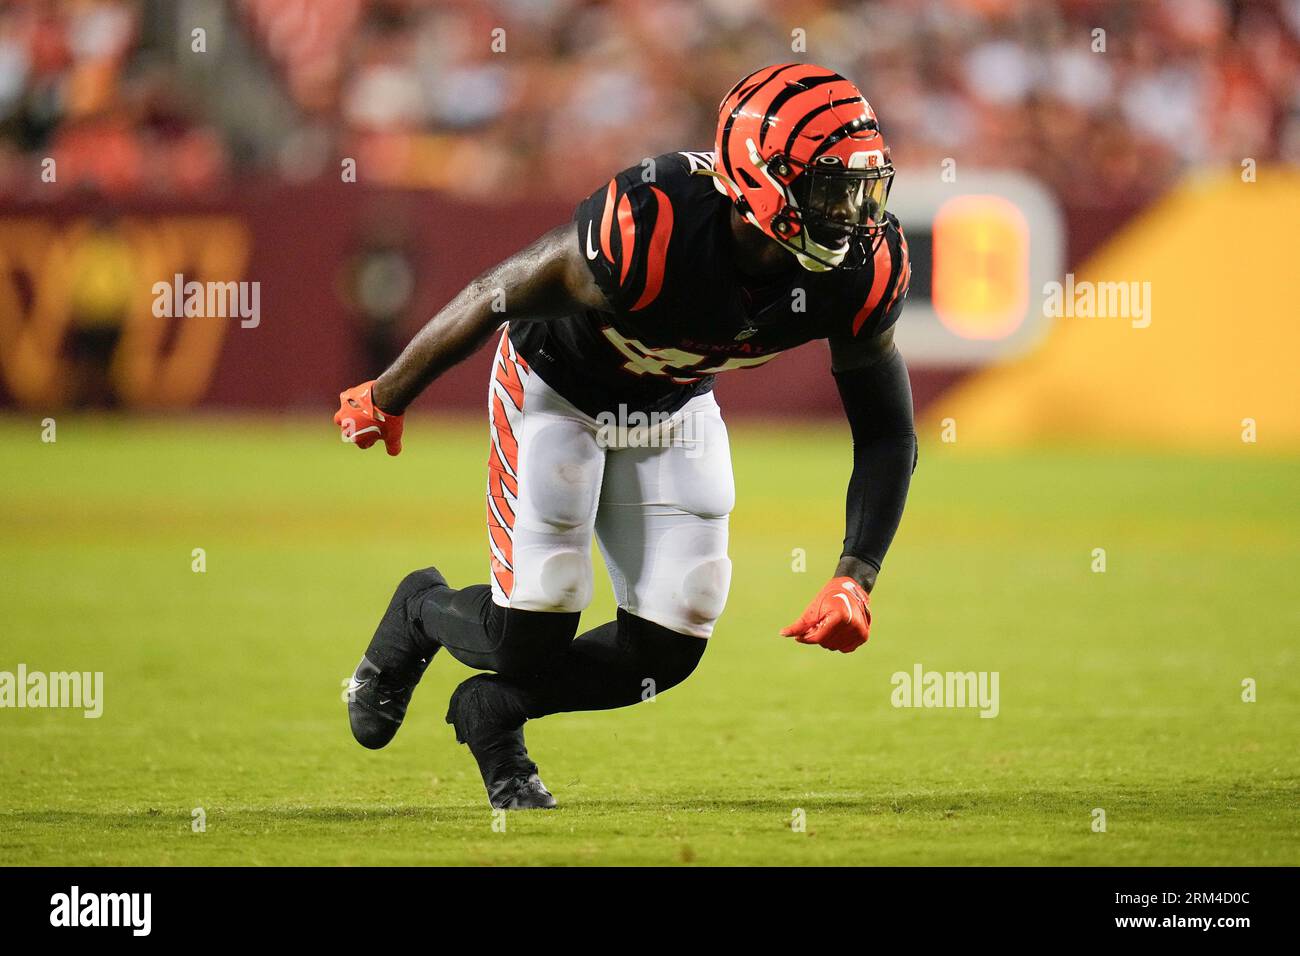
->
xmin=0 ymin=0 xmax=226 ymax=199
xmin=0 ymin=0 xmax=1296 ymax=204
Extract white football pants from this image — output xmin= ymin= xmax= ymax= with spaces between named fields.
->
xmin=485 ymin=330 xmax=733 ymax=638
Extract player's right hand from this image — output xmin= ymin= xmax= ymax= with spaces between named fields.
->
xmin=334 ymin=381 xmax=404 ymax=456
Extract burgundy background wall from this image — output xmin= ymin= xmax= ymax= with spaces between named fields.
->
xmin=0 ymin=183 xmax=1141 ymax=417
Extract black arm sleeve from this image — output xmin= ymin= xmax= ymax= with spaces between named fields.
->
xmin=833 ymin=345 xmax=917 ymax=572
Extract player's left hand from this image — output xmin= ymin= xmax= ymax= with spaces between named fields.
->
xmin=334 ymin=381 xmax=404 ymax=456
xmin=780 ymin=577 xmax=871 ymax=653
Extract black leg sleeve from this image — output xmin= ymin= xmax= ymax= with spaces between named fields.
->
xmin=415 ymin=584 xmax=580 ymax=675
xmin=459 ymin=609 xmax=707 ymax=727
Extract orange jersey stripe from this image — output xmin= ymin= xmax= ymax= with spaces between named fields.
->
xmin=599 ymin=179 xmax=617 ymax=262
xmin=494 ymin=355 xmax=525 ymax=411
xmin=488 ymin=520 xmax=513 ymax=563
xmin=852 ymin=237 xmax=896 ymax=335
xmin=616 ymin=193 xmax=636 ymax=287
xmin=490 ymin=392 xmax=520 ymax=471
xmin=496 ymin=330 xmax=528 ymax=402
xmin=883 ymin=231 xmax=911 ymax=316
xmin=489 ymin=488 xmax=515 ymax=527
xmin=486 ymin=434 xmax=517 ymax=495
xmin=631 ymin=187 xmax=674 ymax=311
xmin=491 ymin=557 xmax=514 ymax=596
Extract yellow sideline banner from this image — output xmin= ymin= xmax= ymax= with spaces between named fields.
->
xmin=927 ymin=169 xmax=1300 ymax=450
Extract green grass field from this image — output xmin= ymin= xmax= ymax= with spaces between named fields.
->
xmin=1 ymin=415 xmax=1296 ymax=865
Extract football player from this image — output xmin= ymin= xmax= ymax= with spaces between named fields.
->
xmin=335 ymin=64 xmax=917 ymax=809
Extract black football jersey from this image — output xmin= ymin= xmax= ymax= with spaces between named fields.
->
xmin=509 ymin=150 xmax=910 ymax=418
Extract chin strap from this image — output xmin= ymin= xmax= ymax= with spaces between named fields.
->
xmin=779 ymin=237 xmax=842 ymax=272
xmin=692 ymin=165 xmax=740 ymax=196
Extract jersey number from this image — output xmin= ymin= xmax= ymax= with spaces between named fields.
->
xmin=600 ymin=327 xmax=781 ymax=382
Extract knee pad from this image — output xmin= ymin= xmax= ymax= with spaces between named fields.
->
xmin=679 ymin=555 xmax=732 ymax=633
xmin=627 ymin=524 xmax=731 ymax=638
xmin=524 ymin=421 xmax=602 ymax=531
xmin=535 ymin=548 xmax=592 ymax=611
xmin=509 ymin=545 xmax=592 ymax=613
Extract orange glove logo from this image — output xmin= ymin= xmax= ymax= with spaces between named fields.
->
xmin=334 ymin=381 xmax=404 ymax=456
xmin=781 ymin=577 xmax=871 ymax=653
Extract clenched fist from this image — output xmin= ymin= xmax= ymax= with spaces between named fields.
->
xmin=780 ymin=577 xmax=871 ymax=653
xmin=334 ymin=381 xmax=404 ymax=456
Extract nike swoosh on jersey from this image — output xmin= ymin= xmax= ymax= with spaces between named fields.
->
xmin=585 ymin=221 xmax=599 ymax=260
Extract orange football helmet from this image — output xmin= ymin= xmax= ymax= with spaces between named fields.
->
xmin=711 ymin=63 xmax=894 ymax=272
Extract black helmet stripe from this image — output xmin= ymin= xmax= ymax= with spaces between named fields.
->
xmin=719 ymin=63 xmax=804 ymax=183
xmin=809 ymin=119 xmax=874 ymax=162
xmin=758 ymin=74 xmax=841 ymax=148
xmin=782 ymin=96 xmax=863 ymax=156
xmin=719 ymin=66 xmax=771 ymax=108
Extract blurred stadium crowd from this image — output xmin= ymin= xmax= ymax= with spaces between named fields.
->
xmin=0 ymin=0 xmax=1297 ymax=204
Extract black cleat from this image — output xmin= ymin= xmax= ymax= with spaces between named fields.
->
xmin=348 ymin=568 xmax=447 ymax=750
xmin=446 ymin=675 xmax=556 ymax=810
xmin=491 ymin=773 xmax=557 ymax=811
xmin=347 ymin=655 xmax=429 ymax=750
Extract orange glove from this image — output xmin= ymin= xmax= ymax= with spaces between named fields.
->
xmin=334 ymin=381 xmax=404 ymax=456
xmin=780 ymin=577 xmax=872 ymax=653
